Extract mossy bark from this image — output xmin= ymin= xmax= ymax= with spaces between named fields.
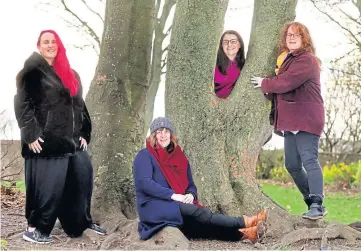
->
xmin=144 ymin=0 xmax=177 ymax=135
xmin=86 ymin=0 xmax=154 ymax=224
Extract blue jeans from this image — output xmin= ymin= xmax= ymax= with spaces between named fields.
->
xmin=284 ymin=131 xmax=324 ymax=198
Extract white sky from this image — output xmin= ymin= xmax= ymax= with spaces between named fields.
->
xmin=0 ymin=0 xmax=356 ymax=149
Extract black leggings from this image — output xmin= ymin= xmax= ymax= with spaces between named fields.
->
xmin=179 ymin=203 xmax=245 ymax=240
xmin=25 ymin=151 xmax=93 ymax=236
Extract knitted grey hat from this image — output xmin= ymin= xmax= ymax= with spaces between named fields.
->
xmin=150 ymin=117 xmax=175 ymax=134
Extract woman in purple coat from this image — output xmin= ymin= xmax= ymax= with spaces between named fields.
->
xmin=133 ymin=117 xmax=267 ymax=242
xmin=251 ymin=22 xmax=327 ymax=220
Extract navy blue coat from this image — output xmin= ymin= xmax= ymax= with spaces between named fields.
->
xmin=133 ymin=148 xmax=198 ymax=240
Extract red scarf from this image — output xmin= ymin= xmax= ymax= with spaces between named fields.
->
xmin=146 ymin=140 xmax=200 ymax=205
xmin=37 ymin=30 xmax=79 ymax=96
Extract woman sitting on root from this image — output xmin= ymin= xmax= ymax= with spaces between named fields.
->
xmin=133 ymin=117 xmax=267 ymax=242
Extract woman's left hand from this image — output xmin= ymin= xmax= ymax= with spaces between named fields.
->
xmin=182 ymin=193 xmax=194 ymax=204
xmin=79 ymin=137 xmax=88 ymax=151
xmin=251 ymin=76 xmax=264 ymax=88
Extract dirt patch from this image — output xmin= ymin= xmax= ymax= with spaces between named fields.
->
xmin=1 ymin=185 xmax=360 ymax=250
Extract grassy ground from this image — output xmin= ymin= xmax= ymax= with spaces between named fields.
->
xmin=1 ymin=181 xmax=25 ymax=193
xmin=261 ymin=182 xmax=361 ymax=224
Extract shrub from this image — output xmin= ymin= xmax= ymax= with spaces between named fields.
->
xmin=267 ymin=161 xmax=361 ymax=188
xmin=323 ymin=161 xmax=361 ymax=188
xmin=269 ymin=166 xmax=292 ymax=183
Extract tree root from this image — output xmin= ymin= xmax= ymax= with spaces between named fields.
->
xmin=100 ymin=220 xmax=189 ymax=250
xmin=271 ymin=223 xmax=361 ymax=249
xmin=349 ymin=221 xmax=361 ymax=232
xmin=5 ymin=229 xmax=23 ymax=239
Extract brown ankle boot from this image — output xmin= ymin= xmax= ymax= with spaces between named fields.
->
xmin=243 ymin=209 xmax=268 ymax=228
xmin=239 ymin=221 xmax=266 ymax=244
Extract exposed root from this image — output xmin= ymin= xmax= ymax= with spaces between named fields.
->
xmin=349 ymin=221 xmax=361 ymax=232
xmin=99 ymin=221 xmax=189 ymax=250
xmin=5 ymin=229 xmax=23 ymax=239
xmin=320 ymin=223 xmax=361 ymax=248
xmin=272 ymin=223 xmax=361 ymax=249
xmin=100 ymin=232 xmax=122 ymax=250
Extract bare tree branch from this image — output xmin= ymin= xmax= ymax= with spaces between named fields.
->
xmin=80 ymin=0 xmax=104 ymax=23
xmin=162 ymin=45 xmax=169 ymax=54
xmin=310 ymin=0 xmax=361 ymax=49
xmin=164 ymin=25 xmax=173 ymax=38
xmin=332 ymin=47 xmax=358 ymax=63
xmin=337 ymin=7 xmax=360 ymax=27
xmin=60 ymin=0 xmax=101 ymax=47
xmin=1 ymin=166 xmax=23 ymax=180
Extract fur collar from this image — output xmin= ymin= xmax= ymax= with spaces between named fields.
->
xmin=16 ymin=52 xmax=52 ymax=84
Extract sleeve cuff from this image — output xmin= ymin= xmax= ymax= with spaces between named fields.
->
xmin=21 ymin=123 xmax=42 ymax=144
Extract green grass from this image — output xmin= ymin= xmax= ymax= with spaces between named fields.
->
xmin=0 ymin=181 xmax=26 ymax=193
xmin=0 ymin=239 xmax=8 ymax=249
xmin=261 ymin=182 xmax=361 ymax=224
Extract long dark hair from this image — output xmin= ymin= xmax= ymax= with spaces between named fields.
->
xmin=216 ymin=30 xmax=245 ymax=76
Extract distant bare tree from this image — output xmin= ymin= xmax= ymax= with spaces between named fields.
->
xmin=0 ymin=110 xmax=23 ymax=181
xmin=310 ymin=0 xmax=361 ymax=159
xmin=321 ymin=62 xmax=361 ymax=159
xmin=310 ymin=0 xmax=361 ymax=57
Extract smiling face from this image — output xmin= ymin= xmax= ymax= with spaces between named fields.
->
xmin=155 ymin=128 xmax=171 ymax=148
xmin=286 ymin=25 xmax=302 ymax=52
xmin=37 ymin=32 xmax=58 ymax=65
xmin=221 ymin=34 xmax=241 ymax=60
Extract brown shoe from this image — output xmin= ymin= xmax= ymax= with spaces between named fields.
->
xmin=239 ymin=221 xmax=266 ymax=244
xmin=243 ymin=209 xmax=268 ymax=228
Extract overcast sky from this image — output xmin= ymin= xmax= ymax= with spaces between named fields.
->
xmin=0 ymin=0 xmax=355 ymax=149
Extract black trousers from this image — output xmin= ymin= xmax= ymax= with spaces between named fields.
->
xmin=25 ymin=151 xmax=93 ymax=236
xmin=179 ymin=203 xmax=245 ymax=241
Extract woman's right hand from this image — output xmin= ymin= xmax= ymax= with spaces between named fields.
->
xmin=28 ymin=137 xmax=44 ymax=153
xmin=171 ymin=194 xmax=186 ymax=202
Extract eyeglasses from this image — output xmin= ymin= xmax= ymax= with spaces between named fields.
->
xmin=286 ymin=33 xmax=301 ymax=39
xmin=222 ymin=39 xmax=239 ymax=46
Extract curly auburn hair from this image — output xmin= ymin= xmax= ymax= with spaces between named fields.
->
xmin=279 ymin=22 xmax=316 ymax=55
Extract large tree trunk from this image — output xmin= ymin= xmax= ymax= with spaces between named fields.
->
xmin=144 ymin=0 xmax=176 ymax=135
xmin=166 ymin=0 xmax=298 ymax=236
xmin=86 ymin=0 xmax=154 ymax=227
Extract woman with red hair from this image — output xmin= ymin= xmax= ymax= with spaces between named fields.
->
xmin=251 ymin=22 xmax=327 ymax=220
xmin=14 ymin=30 xmax=105 ymax=243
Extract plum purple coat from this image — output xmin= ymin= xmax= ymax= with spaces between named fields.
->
xmin=261 ymin=50 xmax=325 ymax=136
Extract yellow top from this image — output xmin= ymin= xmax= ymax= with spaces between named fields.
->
xmin=275 ymin=51 xmax=288 ymax=75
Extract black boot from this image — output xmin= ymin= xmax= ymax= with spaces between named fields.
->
xmin=303 ymin=197 xmax=328 ymax=217
xmin=302 ymin=195 xmax=325 ymax=220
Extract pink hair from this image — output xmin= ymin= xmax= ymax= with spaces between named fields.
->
xmin=37 ymin=30 xmax=79 ymax=96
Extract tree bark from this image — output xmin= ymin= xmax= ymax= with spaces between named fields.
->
xmin=86 ymin=0 xmax=154 ymax=225
xmin=144 ymin=0 xmax=176 ymax=135
xmin=166 ymin=0 xmax=298 ymax=236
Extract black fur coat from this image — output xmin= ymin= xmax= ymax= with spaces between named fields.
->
xmin=14 ymin=52 xmax=91 ymax=158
